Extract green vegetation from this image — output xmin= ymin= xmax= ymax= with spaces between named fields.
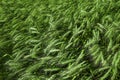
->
xmin=0 ymin=0 xmax=120 ymax=80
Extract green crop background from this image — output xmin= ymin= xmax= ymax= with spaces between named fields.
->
xmin=0 ymin=0 xmax=120 ymax=80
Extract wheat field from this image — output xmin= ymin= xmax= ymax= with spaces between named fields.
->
xmin=0 ymin=0 xmax=120 ymax=80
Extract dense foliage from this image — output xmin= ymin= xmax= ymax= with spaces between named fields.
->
xmin=0 ymin=0 xmax=120 ymax=80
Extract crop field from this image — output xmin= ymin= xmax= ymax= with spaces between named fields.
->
xmin=0 ymin=0 xmax=120 ymax=80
